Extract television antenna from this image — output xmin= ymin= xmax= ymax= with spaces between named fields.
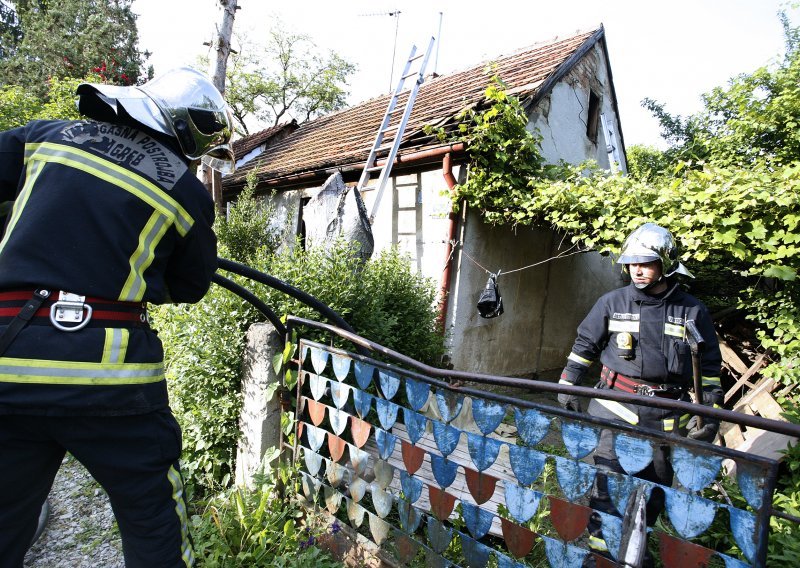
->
xmin=358 ymin=10 xmax=402 ymax=92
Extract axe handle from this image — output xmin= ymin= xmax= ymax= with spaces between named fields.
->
xmin=685 ymin=320 xmax=705 ymax=428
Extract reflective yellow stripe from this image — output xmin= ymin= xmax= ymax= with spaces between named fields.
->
xmin=589 ymin=535 xmax=608 ymax=551
xmin=24 ymin=142 xmax=194 ymax=235
xmin=608 ymin=320 xmax=639 ymax=333
xmin=559 ymin=379 xmax=574 ymax=385
xmin=702 ymin=376 xmax=721 ymax=387
xmin=664 ymin=323 xmax=684 ymax=337
xmin=0 ymin=160 xmax=45 ymax=256
xmin=167 ymin=465 xmax=194 ymax=567
xmin=0 ymin=357 xmax=163 ymax=385
xmin=663 ymin=418 xmax=675 ymax=431
xmin=102 ymin=329 xmax=129 ymax=364
xmin=121 ymin=211 xmax=171 ymax=301
xmin=679 ymin=413 xmax=691 ymax=427
xmin=595 ymin=398 xmax=639 ymax=424
xmin=568 ymin=352 xmax=592 ymax=367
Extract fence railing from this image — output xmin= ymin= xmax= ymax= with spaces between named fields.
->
xmin=285 ymin=316 xmax=800 ymax=568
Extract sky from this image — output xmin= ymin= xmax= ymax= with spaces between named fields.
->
xmin=132 ymin=0 xmax=798 ymax=149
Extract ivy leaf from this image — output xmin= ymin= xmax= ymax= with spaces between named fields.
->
xmin=745 ymin=220 xmax=768 ymax=241
xmin=763 ymin=265 xmax=797 ymax=281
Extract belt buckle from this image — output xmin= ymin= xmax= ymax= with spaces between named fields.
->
xmin=50 ymin=291 xmax=93 ymax=332
xmin=635 ymin=384 xmax=656 ymax=397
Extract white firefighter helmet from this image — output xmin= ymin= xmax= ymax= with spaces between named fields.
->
xmin=617 ymin=223 xmax=693 ymax=278
xmin=76 ymin=67 xmax=235 ymax=173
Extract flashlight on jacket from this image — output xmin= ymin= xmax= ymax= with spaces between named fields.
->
xmin=616 ymin=332 xmax=635 ymax=360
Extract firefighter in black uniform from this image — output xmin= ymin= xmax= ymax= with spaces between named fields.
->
xmin=557 ymin=223 xmax=722 ymax=562
xmin=0 ymin=67 xmax=234 ymax=567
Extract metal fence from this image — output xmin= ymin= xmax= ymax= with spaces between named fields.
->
xmin=286 ymin=317 xmax=800 ymax=568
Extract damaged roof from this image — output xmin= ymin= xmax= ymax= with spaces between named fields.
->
xmin=231 ymin=119 xmax=298 ymax=158
xmin=224 ymin=26 xmax=606 ymax=191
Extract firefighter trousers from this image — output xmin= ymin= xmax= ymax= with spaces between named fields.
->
xmin=0 ymin=411 xmax=193 ymax=567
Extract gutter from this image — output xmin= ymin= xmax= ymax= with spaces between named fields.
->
xmin=437 ymin=151 xmax=460 ymax=333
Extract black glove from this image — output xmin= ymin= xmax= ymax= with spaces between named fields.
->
xmin=558 ymin=393 xmax=581 ymax=413
xmin=687 ymin=415 xmax=719 ymax=443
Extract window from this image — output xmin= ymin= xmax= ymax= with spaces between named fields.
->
xmin=587 ymin=91 xmax=600 ymax=143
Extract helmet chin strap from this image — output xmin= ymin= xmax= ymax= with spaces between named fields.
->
xmin=634 ymin=274 xmax=664 ymax=291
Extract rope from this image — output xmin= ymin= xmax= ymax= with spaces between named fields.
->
xmin=455 ymin=241 xmax=589 ymax=277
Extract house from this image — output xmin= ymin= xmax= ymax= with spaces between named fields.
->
xmin=221 ymin=26 xmax=627 ymax=378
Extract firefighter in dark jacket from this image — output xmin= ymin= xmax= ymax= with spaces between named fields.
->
xmin=0 ymin=67 xmax=234 ymax=567
xmin=558 ymin=223 xmax=722 ymax=560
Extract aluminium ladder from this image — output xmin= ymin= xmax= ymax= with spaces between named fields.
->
xmin=357 ymin=36 xmax=436 ymax=224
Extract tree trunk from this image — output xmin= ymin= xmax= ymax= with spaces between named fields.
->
xmin=200 ymin=0 xmax=238 ymax=213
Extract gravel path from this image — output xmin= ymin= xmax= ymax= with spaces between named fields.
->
xmin=24 ymin=455 xmax=124 ymax=568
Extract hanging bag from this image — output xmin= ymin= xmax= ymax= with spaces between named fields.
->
xmin=477 ymin=273 xmax=504 ymax=319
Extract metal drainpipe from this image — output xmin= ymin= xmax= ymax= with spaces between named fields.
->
xmin=437 ymin=152 xmax=459 ymax=333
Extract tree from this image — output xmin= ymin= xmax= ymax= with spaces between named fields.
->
xmin=0 ymin=0 xmax=24 ymax=59
xmin=0 ymin=0 xmax=146 ymax=97
xmin=224 ymin=27 xmax=356 ymax=135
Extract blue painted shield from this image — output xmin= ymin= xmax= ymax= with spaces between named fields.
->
xmin=664 ymin=488 xmax=718 ymax=539
xmin=596 ymin=511 xmax=622 ymax=560
xmin=376 ymin=398 xmax=400 ymax=430
xmin=461 ymin=502 xmax=495 ymax=539
xmin=303 ymin=447 xmax=324 ymax=476
xmin=405 ymin=378 xmax=431 ymax=411
xmin=347 ymin=498 xmax=366 ymax=527
xmin=307 ymin=372 xmax=327 ymax=401
xmin=301 ymin=345 xmax=310 ymax=366
xmin=426 ymin=517 xmax=453 ymax=553
xmin=354 ymin=361 xmax=375 ymax=390
xmin=607 ymin=474 xmax=653 ymax=516
xmin=310 ymin=346 xmax=329 ymax=374
xmin=349 ymin=445 xmax=370 ymax=477
xmin=323 ymin=485 xmax=342 ymax=514
xmin=378 ymin=370 xmax=401 ymax=400
xmin=371 ymin=484 xmax=394 ymax=518
xmin=329 ymin=381 xmax=349 ymax=409
xmin=425 ymin=549 xmax=451 ymax=568
xmin=349 ymin=477 xmax=368 ymax=503
xmin=300 ymin=471 xmax=321 ymax=501
xmin=736 ymin=462 xmax=769 ymax=510
xmin=305 ymin=423 xmax=326 ymax=452
xmin=495 ymin=551 xmax=528 ymax=568
xmin=331 ymin=353 xmax=351 ymax=381
xmin=375 ymin=429 xmax=398 ymax=460
xmin=514 ymin=408 xmax=551 ymax=446
xmin=435 ymin=390 xmax=464 ymax=423
xmin=369 ymin=512 xmax=391 ymax=545
xmin=503 ymin=481 xmax=542 ymax=524
xmin=430 ymin=454 xmax=459 ymax=488
xmin=508 ymin=444 xmax=546 ymax=486
xmin=400 ymin=471 xmax=424 ymax=504
xmin=398 ymin=500 xmax=423 ymax=533
xmin=672 ymin=446 xmax=723 ymax=492
xmin=467 ymin=432 xmax=503 ymax=472
xmin=471 ymin=398 xmax=506 ymax=435
xmin=373 ymin=459 xmax=395 ymax=489
xmin=327 ymin=461 xmax=349 ymax=488
xmin=560 ymin=421 xmax=600 ymax=459
xmin=554 ymin=456 xmax=596 ymax=501
xmin=460 ymin=533 xmax=491 ymax=567
xmin=614 ymin=433 xmax=654 ymax=475
xmin=432 ymin=421 xmax=462 ymax=457
xmin=728 ymin=506 xmax=757 ymax=563
xmin=404 ymin=409 xmax=428 ymax=444
xmin=718 ymin=552 xmax=752 ymax=568
xmin=329 ymin=407 xmax=348 ymax=436
xmin=541 ymin=535 xmax=589 ymax=568
xmin=353 ymin=389 xmax=372 ymax=419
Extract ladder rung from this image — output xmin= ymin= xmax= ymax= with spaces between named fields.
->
xmin=409 ymin=53 xmax=426 ymax=62
xmin=401 ymin=71 xmax=419 ymax=80
xmin=366 ymin=166 xmax=383 ymax=173
xmin=381 ymin=125 xmax=400 ymax=133
xmin=397 ymin=207 xmax=417 ymax=211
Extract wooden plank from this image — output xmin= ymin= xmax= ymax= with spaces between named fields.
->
xmin=720 ymin=422 xmax=745 ymax=448
xmin=724 ymin=353 xmax=768 ymax=404
xmin=749 ymin=390 xmax=784 ymax=420
xmin=733 ymin=378 xmax=776 ymax=413
xmin=718 ymin=336 xmax=749 ymax=375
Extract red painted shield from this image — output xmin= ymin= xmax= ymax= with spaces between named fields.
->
xmin=305 ymin=397 xmax=326 ymax=426
xmin=658 ymin=532 xmax=715 ymax=567
xmin=401 ymin=440 xmax=426 ymax=475
xmin=395 ymin=532 xmax=421 ymax=563
xmin=349 ymin=416 xmax=371 ymax=448
xmin=428 ymin=486 xmax=457 ymax=521
xmin=500 ymin=517 xmax=538 ymax=558
xmin=464 ymin=468 xmax=498 ymax=504
xmin=328 ymin=434 xmax=346 ymax=463
xmin=549 ymin=496 xmax=592 ymax=542
xmin=593 ymin=554 xmax=621 ymax=568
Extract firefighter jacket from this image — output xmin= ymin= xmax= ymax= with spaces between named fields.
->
xmin=0 ymin=119 xmax=216 ymax=416
xmin=561 ymin=281 xmax=722 ymax=402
